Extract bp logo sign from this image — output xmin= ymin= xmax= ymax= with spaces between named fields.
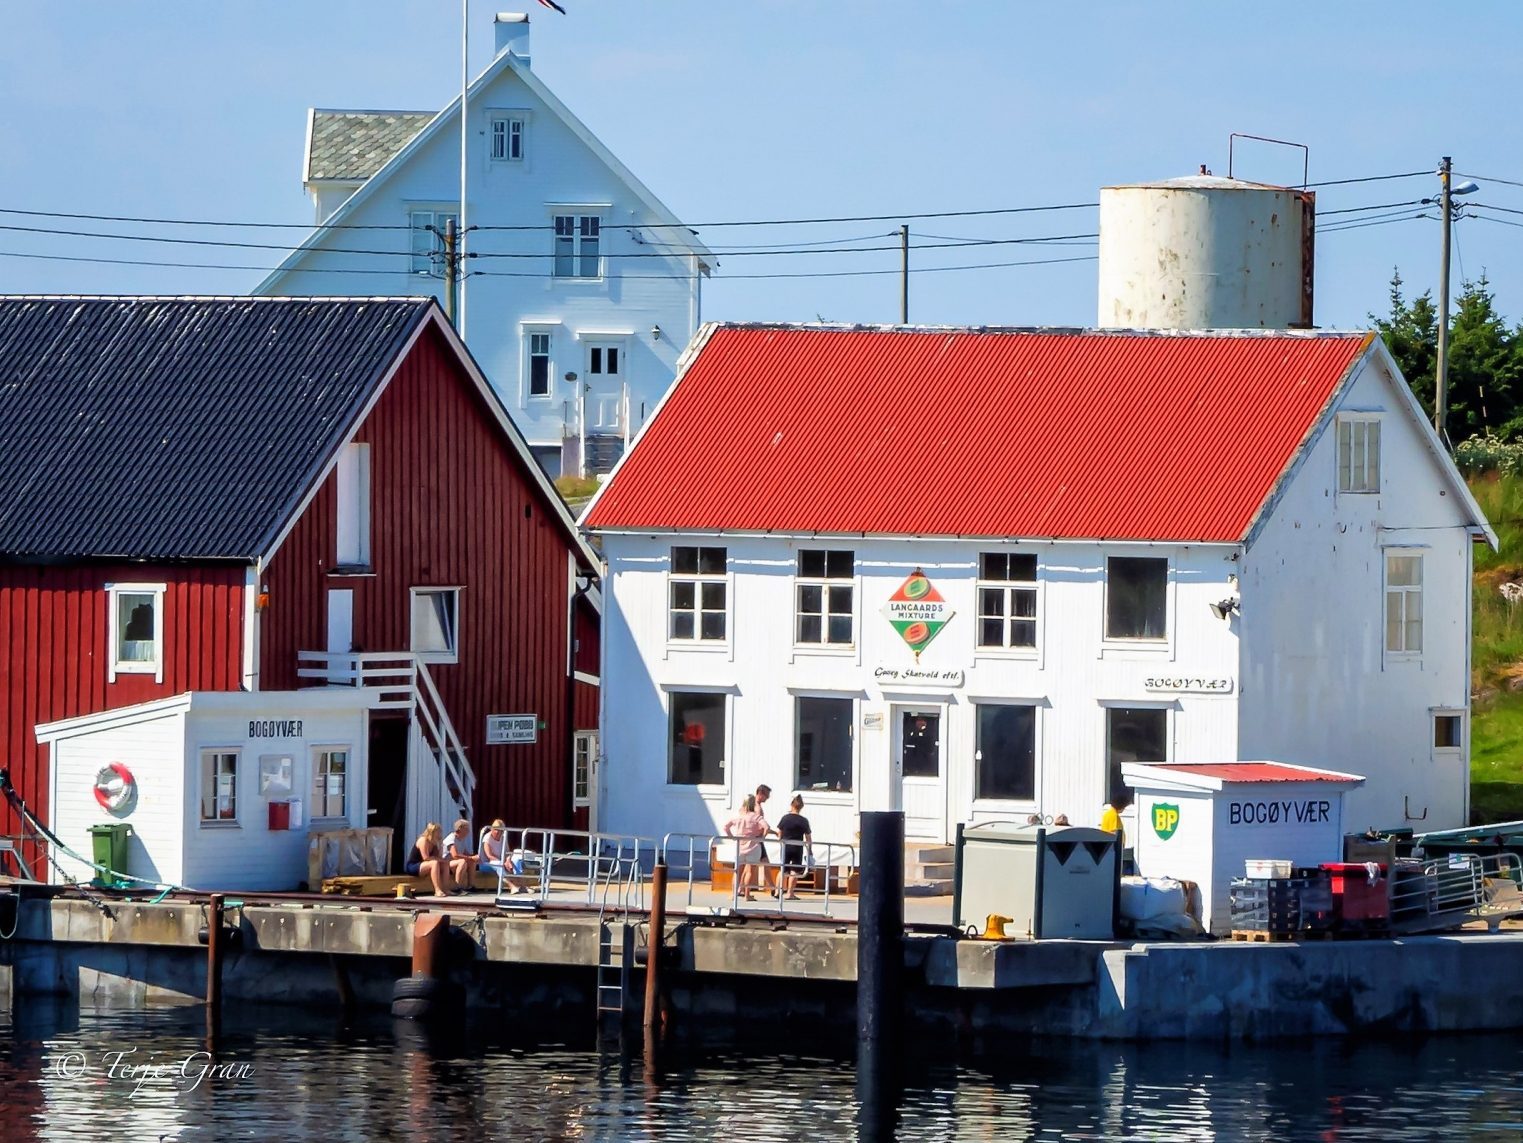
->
xmin=882 ymin=570 xmax=953 ymax=660
xmin=1152 ymin=802 xmax=1181 ymax=841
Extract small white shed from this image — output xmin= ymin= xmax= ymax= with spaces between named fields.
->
xmin=1120 ymin=761 xmax=1365 ymax=935
xmin=39 ymin=690 xmax=372 ymax=891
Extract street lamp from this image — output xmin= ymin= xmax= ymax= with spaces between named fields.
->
xmin=1424 ymin=158 xmax=1480 ymax=442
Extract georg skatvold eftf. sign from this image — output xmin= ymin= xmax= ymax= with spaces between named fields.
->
xmin=883 ymin=570 xmax=954 ymax=660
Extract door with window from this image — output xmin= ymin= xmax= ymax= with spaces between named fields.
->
xmin=583 ymin=342 xmax=624 ymax=433
xmin=326 ymin=590 xmax=354 ymax=684
xmin=892 ymin=706 xmax=947 ymax=841
xmin=573 ymin=730 xmax=598 ymax=833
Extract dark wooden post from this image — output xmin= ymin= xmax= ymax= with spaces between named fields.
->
xmin=205 ymin=894 xmax=225 ymax=1017
xmin=644 ymin=862 xmax=668 ymax=1030
xmin=412 ymin=913 xmax=449 ymax=979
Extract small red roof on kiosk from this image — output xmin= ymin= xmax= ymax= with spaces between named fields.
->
xmin=1139 ymin=762 xmax=1363 ymax=784
xmin=584 ymin=324 xmax=1373 ymax=541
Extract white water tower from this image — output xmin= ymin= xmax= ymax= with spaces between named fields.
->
xmin=1097 ymin=173 xmax=1315 ymax=330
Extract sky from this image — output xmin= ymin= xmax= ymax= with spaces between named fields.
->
xmin=3 ymin=1 xmax=1522 ymax=332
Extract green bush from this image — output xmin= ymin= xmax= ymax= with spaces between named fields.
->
xmin=1454 ymin=435 xmax=1523 ymax=477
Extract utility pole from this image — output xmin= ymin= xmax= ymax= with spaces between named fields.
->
xmin=443 ymin=218 xmax=459 ymax=326
xmin=899 ymin=225 xmax=909 ymax=324
xmin=1434 ymin=156 xmax=1453 ymax=442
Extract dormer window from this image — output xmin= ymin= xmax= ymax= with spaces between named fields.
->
xmin=490 ymin=115 xmax=524 ymax=162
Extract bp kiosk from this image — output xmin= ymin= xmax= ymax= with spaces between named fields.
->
xmin=1120 ymin=761 xmax=1366 ymax=935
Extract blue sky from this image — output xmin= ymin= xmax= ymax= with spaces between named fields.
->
xmin=2 ymin=1 xmax=1521 ymax=330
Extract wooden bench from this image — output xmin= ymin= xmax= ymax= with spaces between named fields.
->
xmin=321 ymin=870 xmax=538 ymax=897
xmin=708 ymin=846 xmax=854 ymax=895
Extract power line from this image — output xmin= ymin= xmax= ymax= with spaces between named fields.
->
xmin=1303 ymin=170 xmax=1431 ymax=188
xmin=479 ymin=253 xmax=1100 ymax=282
xmin=1319 ymin=211 xmax=1431 ymax=234
xmin=1456 ymin=172 xmax=1523 ymax=189
xmin=0 ymin=249 xmax=408 ymax=274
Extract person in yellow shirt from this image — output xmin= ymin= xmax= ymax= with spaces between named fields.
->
xmin=1101 ymin=790 xmax=1134 ymax=873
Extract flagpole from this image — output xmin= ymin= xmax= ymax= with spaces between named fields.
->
xmin=458 ymin=0 xmax=469 ymax=336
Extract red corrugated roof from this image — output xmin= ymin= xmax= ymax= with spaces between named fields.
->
xmin=1151 ymin=763 xmax=1352 ymax=783
xmin=584 ymin=325 xmax=1372 ymax=541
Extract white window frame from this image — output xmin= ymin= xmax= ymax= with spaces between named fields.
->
xmin=792 ymin=692 xmax=857 ymax=800
xmin=199 ymin=747 xmax=241 ymax=826
xmin=488 ymin=113 xmax=526 ymax=162
xmin=1432 ymin=709 xmax=1464 ymax=754
xmin=666 ymin=688 xmax=729 ymax=792
xmin=410 ymin=587 xmax=462 ymax=664
xmin=408 ymin=206 xmax=460 ymax=276
xmin=975 ymin=551 xmax=1040 ymax=658
xmin=1384 ymin=549 xmax=1423 ymax=659
xmin=335 ymin=442 xmax=371 ymax=567
xmin=667 ymin=545 xmax=729 ymax=644
xmin=552 ymin=211 xmax=603 ymax=280
xmin=794 ymin=548 xmax=856 ymax=649
xmin=1102 ymin=555 xmax=1171 ymax=647
xmin=971 ymin=700 xmax=1040 ymax=808
xmin=1102 ymin=700 xmax=1172 ymax=807
xmin=573 ymin=730 xmax=596 ymax=807
xmin=1337 ymin=414 xmax=1382 ymax=494
xmin=524 ymin=327 xmax=554 ymax=400
xmin=310 ymin=745 xmax=351 ymax=822
xmin=107 ymin=582 xmax=166 ymax=683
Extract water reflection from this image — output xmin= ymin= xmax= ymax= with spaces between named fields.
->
xmin=2 ymin=1001 xmax=1523 ymax=1141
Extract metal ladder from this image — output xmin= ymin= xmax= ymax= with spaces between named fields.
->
xmin=593 ymin=839 xmax=644 ymax=1034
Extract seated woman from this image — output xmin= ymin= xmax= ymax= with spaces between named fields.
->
xmin=404 ymin=822 xmax=457 ymax=896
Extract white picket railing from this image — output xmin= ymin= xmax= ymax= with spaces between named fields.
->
xmin=296 ymin=651 xmax=476 ymax=837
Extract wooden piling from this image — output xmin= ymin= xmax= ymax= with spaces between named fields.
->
xmin=205 ymin=894 xmax=225 ymax=1018
xmin=644 ymin=862 xmax=669 ymax=1030
xmin=412 ymin=912 xmax=449 ymax=978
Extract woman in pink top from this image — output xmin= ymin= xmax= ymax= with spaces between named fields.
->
xmin=723 ymin=794 xmax=770 ymax=901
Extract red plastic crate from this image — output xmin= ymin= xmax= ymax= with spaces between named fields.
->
xmin=1320 ymin=862 xmax=1390 ymax=923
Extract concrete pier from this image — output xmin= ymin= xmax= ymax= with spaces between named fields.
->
xmin=4 ymin=894 xmax=1523 ymax=1040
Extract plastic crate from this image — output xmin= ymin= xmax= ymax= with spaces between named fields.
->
xmin=1230 ymin=871 xmax=1335 ymax=933
xmin=1320 ymin=862 xmax=1390 ymax=923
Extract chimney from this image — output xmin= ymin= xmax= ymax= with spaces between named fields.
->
xmin=494 ymin=12 xmax=530 ymax=63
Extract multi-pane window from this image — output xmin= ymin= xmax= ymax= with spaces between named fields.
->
xmin=411 ymin=588 xmax=461 ymax=662
xmin=974 ymin=704 xmax=1036 ymax=801
xmin=200 ymin=749 xmax=239 ymax=823
xmin=108 ymin=583 xmax=164 ymax=682
xmin=312 ymin=748 xmax=349 ymax=819
xmin=409 ymin=208 xmax=459 ymax=275
xmin=1106 ymin=706 xmax=1167 ymax=805
xmin=1386 ymin=552 xmax=1423 ymax=654
xmin=490 ymin=116 xmax=524 ymax=161
xmin=588 ymin=343 xmax=620 ymax=380
xmin=1338 ymin=417 xmax=1381 ymax=493
xmin=668 ymin=691 xmax=725 ymax=785
xmin=977 ymin=553 xmax=1037 ymax=649
xmin=553 ymin=214 xmax=600 ymax=278
xmin=796 ymin=549 xmax=854 ymax=645
xmin=527 ymin=331 xmax=552 ymax=397
xmin=573 ymin=731 xmax=596 ymax=805
xmin=669 ymin=546 xmax=727 ymax=641
xmin=1105 ymin=557 xmax=1167 ymax=641
xmin=795 ymin=696 xmax=853 ymax=793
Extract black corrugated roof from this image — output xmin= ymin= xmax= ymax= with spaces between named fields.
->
xmin=0 ymin=296 xmax=436 ymax=561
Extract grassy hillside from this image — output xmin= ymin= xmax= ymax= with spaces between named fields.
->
xmin=1466 ymin=473 xmax=1523 ymax=820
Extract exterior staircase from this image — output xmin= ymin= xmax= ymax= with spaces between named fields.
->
xmin=905 ymin=842 xmax=955 ymax=897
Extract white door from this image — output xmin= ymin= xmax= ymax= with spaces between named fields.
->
xmin=584 ymin=343 xmax=624 ymax=432
xmin=326 ymin=590 xmax=354 ymax=684
xmin=574 ymin=730 xmax=598 ymax=833
xmin=893 ymin=706 xmax=947 ymax=841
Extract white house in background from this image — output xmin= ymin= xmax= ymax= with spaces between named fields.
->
xmin=256 ymin=12 xmax=713 ymax=476
xmin=582 ymin=323 xmax=1495 ymax=849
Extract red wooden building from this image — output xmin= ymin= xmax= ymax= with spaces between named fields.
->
xmin=0 ymin=297 xmax=599 ymax=881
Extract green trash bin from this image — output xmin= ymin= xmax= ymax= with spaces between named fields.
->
xmin=88 ymin=823 xmax=133 ymax=889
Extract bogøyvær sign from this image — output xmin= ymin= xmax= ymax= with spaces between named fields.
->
xmin=881 ymin=570 xmax=953 ymax=660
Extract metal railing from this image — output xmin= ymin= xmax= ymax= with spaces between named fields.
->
xmin=1387 ymin=852 xmax=1522 ymax=931
xmin=660 ymin=832 xmax=857 ymax=918
xmin=482 ymin=826 xmax=654 ymax=911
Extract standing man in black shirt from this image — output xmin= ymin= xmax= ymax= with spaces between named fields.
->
xmin=776 ymin=795 xmax=813 ymax=901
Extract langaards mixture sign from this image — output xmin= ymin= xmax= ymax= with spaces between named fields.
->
xmin=881 ymin=570 xmax=953 ymax=660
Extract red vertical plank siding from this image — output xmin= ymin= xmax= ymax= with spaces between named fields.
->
xmin=259 ymin=325 xmax=589 ymax=829
xmin=0 ymin=563 xmax=245 ymax=851
xmin=573 ymin=595 xmax=600 ymax=732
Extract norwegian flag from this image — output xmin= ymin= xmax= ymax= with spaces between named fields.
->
xmin=538 ymin=0 xmax=567 ymax=12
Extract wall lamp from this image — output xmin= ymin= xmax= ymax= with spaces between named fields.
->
xmin=1209 ymin=597 xmax=1240 ymax=621
xmin=651 ymin=324 xmax=662 ymax=341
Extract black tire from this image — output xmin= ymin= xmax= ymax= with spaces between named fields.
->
xmin=391 ymin=976 xmax=444 ymax=1003
xmin=390 ymin=997 xmax=435 ymax=1021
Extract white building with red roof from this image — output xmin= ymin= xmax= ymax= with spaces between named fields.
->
xmin=581 ymin=323 xmax=1494 ymax=849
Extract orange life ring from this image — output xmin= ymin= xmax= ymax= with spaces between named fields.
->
xmin=93 ymin=763 xmax=136 ymax=812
